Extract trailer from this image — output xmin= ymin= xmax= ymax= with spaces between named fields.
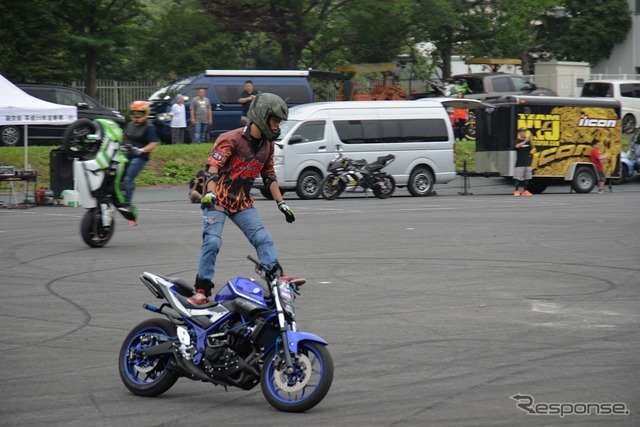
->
xmin=472 ymin=95 xmax=622 ymax=193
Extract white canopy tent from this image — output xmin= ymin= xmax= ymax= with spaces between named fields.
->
xmin=0 ymin=74 xmax=77 ymax=170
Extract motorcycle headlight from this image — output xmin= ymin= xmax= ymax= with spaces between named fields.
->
xmin=278 ymin=280 xmax=296 ymax=316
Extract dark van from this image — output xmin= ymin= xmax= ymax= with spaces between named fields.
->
xmin=0 ymin=84 xmax=126 ymax=146
xmin=151 ymin=70 xmax=314 ymax=143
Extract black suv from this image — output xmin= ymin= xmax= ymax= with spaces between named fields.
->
xmin=0 ymin=84 xmax=126 ymax=146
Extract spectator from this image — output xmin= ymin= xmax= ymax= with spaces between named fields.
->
xmin=238 ymin=80 xmax=258 ymax=126
xmin=170 ymin=94 xmax=187 ymax=144
xmin=189 ymin=171 xmax=205 ymax=203
xmin=190 ymin=88 xmax=212 ymax=144
xmin=590 ymin=140 xmax=607 ymax=193
xmin=451 ymin=89 xmax=468 ymax=141
xmin=513 ymin=127 xmax=534 ymax=196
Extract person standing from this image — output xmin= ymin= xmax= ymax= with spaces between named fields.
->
xmin=238 ymin=80 xmax=258 ymax=126
xmin=451 ymin=89 xmax=468 ymax=141
xmin=170 ymin=94 xmax=187 ymax=144
xmin=123 ymin=101 xmax=159 ymax=204
xmin=188 ymin=93 xmax=296 ymax=305
xmin=190 ymin=88 xmax=212 ymax=144
xmin=513 ymin=127 xmax=534 ymax=196
xmin=590 ymin=140 xmax=607 ymax=193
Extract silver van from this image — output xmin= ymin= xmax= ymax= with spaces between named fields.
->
xmin=256 ymin=100 xmax=470 ymax=199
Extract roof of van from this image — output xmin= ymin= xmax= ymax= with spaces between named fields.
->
xmin=205 ymin=70 xmax=309 ymax=77
xmin=288 ymin=100 xmax=445 ymax=116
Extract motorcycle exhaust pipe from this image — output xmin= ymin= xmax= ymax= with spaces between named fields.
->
xmin=141 ymin=341 xmax=175 ymax=357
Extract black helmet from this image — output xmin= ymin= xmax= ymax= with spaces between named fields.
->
xmin=248 ymin=93 xmax=288 ymax=140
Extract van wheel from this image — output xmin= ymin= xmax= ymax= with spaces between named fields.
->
xmin=572 ymin=166 xmax=596 ymax=193
xmin=622 ymin=114 xmax=636 ymax=134
xmin=408 ymin=167 xmax=434 ymax=197
xmin=1 ymin=126 xmax=22 ymax=146
xmin=296 ymin=170 xmax=322 ymax=199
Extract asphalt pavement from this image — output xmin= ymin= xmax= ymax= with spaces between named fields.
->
xmin=1 ymin=177 xmax=639 ymax=427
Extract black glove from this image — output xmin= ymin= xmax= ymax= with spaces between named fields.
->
xmin=277 ymin=201 xmax=295 ymax=223
xmin=201 ymin=192 xmax=216 ymax=210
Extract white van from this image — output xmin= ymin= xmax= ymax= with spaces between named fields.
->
xmin=581 ymin=80 xmax=640 ymax=133
xmin=256 ymin=100 xmax=472 ymax=199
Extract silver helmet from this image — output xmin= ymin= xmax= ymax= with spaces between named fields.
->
xmin=248 ymin=93 xmax=288 ymax=141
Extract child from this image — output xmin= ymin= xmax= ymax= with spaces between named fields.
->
xmin=590 ymin=140 xmax=607 ymax=193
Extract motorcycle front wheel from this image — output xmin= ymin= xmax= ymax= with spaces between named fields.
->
xmin=321 ymin=175 xmax=346 ymax=200
xmin=373 ymin=174 xmax=395 ymax=199
xmin=81 ymin=208 xmax=114 ymax=248
xmin=118 ymin=319 xmax=180 ymax=397
xmin=261 ymin=341 xmax=333 ymax=413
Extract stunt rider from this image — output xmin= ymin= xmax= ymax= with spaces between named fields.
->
xmin=123 ymin=101 xmax=159 ymax=205
xmin=189 ymin=93 xmax=296 ymax=305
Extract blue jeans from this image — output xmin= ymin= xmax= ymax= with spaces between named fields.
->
xmin=123 ymin=157 xmax=148 ymax=203
xmin=193 ymin=122 xmax=208 ymax=144
xmin=198 ymin=208 xmax=278 ymax=282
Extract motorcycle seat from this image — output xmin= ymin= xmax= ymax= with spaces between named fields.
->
xmin=160 ymin=275 xmax=194 ymax=297
xmin=351 ymin=159 xmax=367 ymax=167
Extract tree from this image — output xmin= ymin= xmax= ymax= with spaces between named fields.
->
xmin=539 ymin=0 xmax=631 ymax=67
xmin=51 ymin=0 xmax=149 ymax=97
xmin=136 ymin=0 xmax=245 ymax=79
xmin=199 ymin=0 xmax=415 ymax=69
xmin=0 ymin=0 xmax=74 ymax=83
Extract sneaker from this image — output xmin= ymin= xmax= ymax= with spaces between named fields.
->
xmin=282 ymin=275 xmax=306 ymax=287
xmin=187 ymin=289 xmax=209 ymax=305
xmin=513 ymin=190 xmax=521 ymax=197
xmin=522 ymin=190 xmax=532 ymax=196
xmin=597 ymin=189 xmax=604 ymax=194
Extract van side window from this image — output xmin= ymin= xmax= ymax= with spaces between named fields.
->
xmin=620 ymin=83 xmax=640 ymax=98
xmin=290 ymin=121 xmax=325 ymax=144
xmin=334 ymin=119 xmax=448 ymax=144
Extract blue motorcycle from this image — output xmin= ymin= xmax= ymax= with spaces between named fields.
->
xmin=118 ymin=256 xmax=333 ymax=412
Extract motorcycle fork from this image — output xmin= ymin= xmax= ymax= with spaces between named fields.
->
xmin=270 ymin=278 xmax=295 ymax=374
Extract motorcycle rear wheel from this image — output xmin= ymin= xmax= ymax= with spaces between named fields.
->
xmin=62 ymin=118 xmax=101 ymax=161
xmin=81 ymin=208 xmax=114 ymax=248
xmin=261 ymin=341 xmax=333 ymax=412
xmin=373 ymin=174 xmax=395 ymax=199
xmin=118 ymin=319 xmax=180 ymax=397
xmin=321 ymin=175 xmax=345 ymax=200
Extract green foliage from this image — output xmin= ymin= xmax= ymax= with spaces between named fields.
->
xmin=538 ymin=0 xmax=632 ymax=66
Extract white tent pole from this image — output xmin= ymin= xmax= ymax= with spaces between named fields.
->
xmin=24 ymin=125 xmax=28 ymax=170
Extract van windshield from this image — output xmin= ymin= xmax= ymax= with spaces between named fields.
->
xmin=277 ymin=120 xmax=299 ymax=140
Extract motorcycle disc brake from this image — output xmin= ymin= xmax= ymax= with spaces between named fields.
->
xmin=273 ymin=353 xmax=312 ymax=392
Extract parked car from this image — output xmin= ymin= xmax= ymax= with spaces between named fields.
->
xmin=450 ymin=73 xmax=557 ymax=101
xmin=0 ymin=84 xmax=125 ymax=146
xmin=580 ymin=80 xmax=640 ymax=133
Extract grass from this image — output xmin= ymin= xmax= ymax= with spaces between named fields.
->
xmin=0 ymin=144 xmax=213 ymax=189
xmin=0 ymin=132 xmax=633 ymax=189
